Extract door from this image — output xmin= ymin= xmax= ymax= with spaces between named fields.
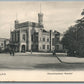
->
xmin=21 ymin=45 xmax=25 ymax=52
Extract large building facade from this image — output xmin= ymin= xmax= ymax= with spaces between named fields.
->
xmin=10 ymin=12 xmax=62 ymax=52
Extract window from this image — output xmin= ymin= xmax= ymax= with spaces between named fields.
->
xmin=43 ymin=45 xmax=45 ymax=49
xmin=56 ymin=37 xmax=59 ymax=42
xmin=1 ymin=43 xmax=3 ymax=46
xmin=56 ymin=45 xmax=59 ymax=50
xmin=13 ymin=33 xmax=15 ymax=42
xmin=31 ymin=35 xmax=33 ymax=42
xmin=11 ymin=32 xmax=15 ymax=42
xmin=12 ymin=34 xmax=13 ymax=42
xmin=47 ymin=45 xmax=49 ymax=49
xmin=16 ymin=32 xmax=18 ymax=42
xmin=23 ymin=34 xmax=25 ymax=41
xmin=47 ymin=38 xmax=49 ymax=42
xmin=43 ymin=38 xmax=45 ymax=42
xmin=52 ymin=38 xmax=55 ymax=46
xmin=18 ymin=33 xmax=20 ymax=42
xmin=40 ymin=38 xmax=41 ymax=41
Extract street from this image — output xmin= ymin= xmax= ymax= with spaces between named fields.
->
xmin=0 ymin=52 xmax=84 ymax=71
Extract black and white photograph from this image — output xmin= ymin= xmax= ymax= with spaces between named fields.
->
xmin=0 ymin=1 xmax=84 ymax=82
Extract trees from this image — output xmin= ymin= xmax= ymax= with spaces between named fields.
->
xmin=61 ymin=9 xmax=84 ymax=57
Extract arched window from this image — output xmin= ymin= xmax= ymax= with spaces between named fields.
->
xmin=23 ymin=34 xmax=25 ymax=41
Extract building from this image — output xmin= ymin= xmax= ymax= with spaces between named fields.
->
xmin=10 ymin=11 xmax=62 ymax=52
xmin=0 ymin=38 xmax=10 ymax=52
xmin=4 ymin=39 xmax=10 ymax=50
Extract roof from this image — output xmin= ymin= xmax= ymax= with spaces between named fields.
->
xmin=15 ymin=21 xmax=44 ymax=28
xmin=42 ymin=29 xmax=48 ymax=33
xmin=54 ymin=30 xmax=60 ymax=35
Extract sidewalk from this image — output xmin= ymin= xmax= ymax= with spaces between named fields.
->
xmin=15 ymin=52 xmax=67 ymax=56
xmin=59 ymin=56 xmax=84 ymax=64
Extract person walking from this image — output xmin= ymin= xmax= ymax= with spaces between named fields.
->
xmin=12 ymin=48 xmax=15 ymax=56
xmin=53 ymin=50 xmax=56 ymax=56
xmin=31 ymin=50 xmax=32 ymax=54
xmin=9 ymin=47 xmax=12 ymax=56
xmin=9 ymin=49 xmax=12 ymax=56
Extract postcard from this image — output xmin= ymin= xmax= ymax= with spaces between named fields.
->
xmin=0 ymin=1 xmax=84 ymax=82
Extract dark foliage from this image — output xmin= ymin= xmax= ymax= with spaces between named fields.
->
xmin=61 ymin=10 xmax=84 ymax=57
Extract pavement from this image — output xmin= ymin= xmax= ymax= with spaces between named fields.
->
xmin=15 ymin=52 xmax=67 ymax=56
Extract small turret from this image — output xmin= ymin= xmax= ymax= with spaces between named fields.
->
xmin=38 ymin=13 xmax=43 ymax=25
xmin=38 ymin=4 xmax=43 ymax=26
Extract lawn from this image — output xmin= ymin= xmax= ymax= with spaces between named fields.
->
xmin=0 ymin=53 xmax=84 ymax=71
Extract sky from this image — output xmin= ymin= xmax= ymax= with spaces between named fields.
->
xmin=0 ymin=1 xmax=84 ymax=38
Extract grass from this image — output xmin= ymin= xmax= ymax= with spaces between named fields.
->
xmin=0 ymin=53 xmax=84 ymax=71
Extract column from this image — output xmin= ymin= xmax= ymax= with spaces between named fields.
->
xmin=28 ymin=27 xmax=31 ymax=51
xmin=26 ymin=28 xmax=29 ymax=51
xmin=19 ymin=28 xmax=22 ymax=52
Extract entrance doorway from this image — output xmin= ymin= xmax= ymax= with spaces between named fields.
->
xmin=21 ymin=45 xmax=25 ymax=52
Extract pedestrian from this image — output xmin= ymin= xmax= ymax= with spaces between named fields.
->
xmin=9 ymin=50 xmax=12 ymax=56
xmin=12 ymin=48 xmax=15 ymax=56
xmin=31 ymin=50 xmax=32 ymax=54
xmin=53 ymin=50 xmax=56 ymax=56
xmin=9 ymin=47 xmax=12 ymax=56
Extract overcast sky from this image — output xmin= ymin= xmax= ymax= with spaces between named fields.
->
xmin=0 ymin=1 xmax=84 ymax=38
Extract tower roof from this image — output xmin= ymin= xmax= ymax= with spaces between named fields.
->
xmin=38 ymin=3 xmax=43 ymax=15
